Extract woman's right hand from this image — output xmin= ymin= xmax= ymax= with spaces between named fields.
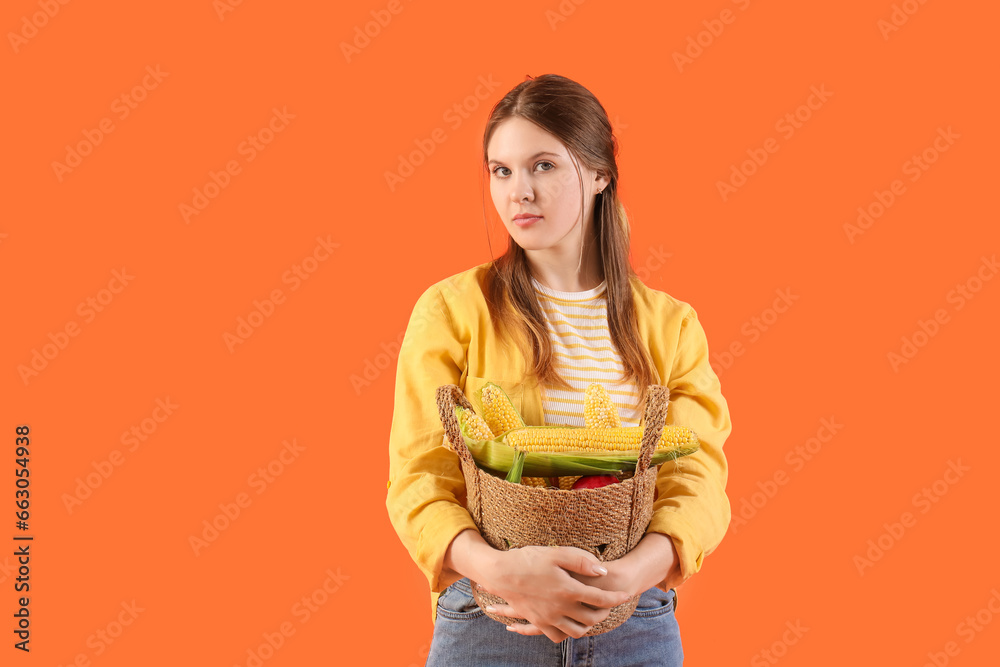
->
xmin=476 ymin=545 xmax=633 ymax=643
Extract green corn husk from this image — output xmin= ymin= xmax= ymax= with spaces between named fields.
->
xmin=454 ymin=406 xmax=700 ymax=478
xmin=505 ymin=449 xmax=526 ymax=484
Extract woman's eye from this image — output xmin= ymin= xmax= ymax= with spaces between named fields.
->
xmin=491 ymin=161 xmax=553 ymax=177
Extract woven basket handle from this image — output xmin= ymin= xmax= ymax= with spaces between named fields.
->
xmin=436 ymin=384 xmax=476 ymax=465
xmin=636 ymin=385 xmax=670 ymax=476
xmin=626 ymin=384 xmax=670 ymax=543
xmin=436 ymin=384 xmax=483 ymax=526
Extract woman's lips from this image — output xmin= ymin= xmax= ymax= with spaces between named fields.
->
xmin=514 ymin=216 xmax=542 ymax=227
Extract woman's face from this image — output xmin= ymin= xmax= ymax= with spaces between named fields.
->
xmin=486 ymin=116 xmax=607 ymax=254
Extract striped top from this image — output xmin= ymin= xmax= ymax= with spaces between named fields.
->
xmin=531 ymin=276 xmax=643 ymax=428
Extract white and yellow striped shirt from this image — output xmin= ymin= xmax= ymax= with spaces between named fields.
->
xmin=531 ymin=276 xmax=643 ymax=428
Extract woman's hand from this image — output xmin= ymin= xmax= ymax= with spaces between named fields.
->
xmin=497 ymin=552 xmax=640 ymax=640
xmin=565 ymin=555 xmax=638 ymax=602
xmin=497 ymin=533 xmax=683 ymax=639
xmin=477 ymin=545 xmax=633 ymax=644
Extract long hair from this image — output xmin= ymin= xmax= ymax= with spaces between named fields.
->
xmin=479 ymin=73 xmax=658 ymax=412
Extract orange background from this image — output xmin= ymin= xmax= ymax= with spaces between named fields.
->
xmin=3 ymin=0 xmax=999 ymax=664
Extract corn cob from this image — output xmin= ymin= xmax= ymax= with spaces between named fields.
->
xmin=455 ymin=421 xmax=700 ymax=478
xmin=453 ymin=382 xmax=701 ymax=479
xmin=455 ymin=406 xmax=495 ymax=441
xmin=584 ymin=384 xmax=621 ymax=429
xmin=479 ymin=383 xmax=525 ymax=436
xmin=506 ymin=425 xmax=700 ymax=453
xmin=519 ymin=475 xmax=583 ymax=489
xmin=559 ymin=475 xmax=582 ymax=490
xmin=535 ymin=385 xmax=615 ymax=490
xmin=457 ymin=406 xmax=527 ymax=483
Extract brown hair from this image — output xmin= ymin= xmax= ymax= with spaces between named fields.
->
xmin=479 ymin=73 xmax=657 ymax=412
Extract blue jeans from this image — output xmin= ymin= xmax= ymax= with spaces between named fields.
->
xmin=426 ymin=577 xmax=683 ymax=666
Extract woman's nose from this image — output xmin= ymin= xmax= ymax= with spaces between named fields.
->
xmin=510 ymin=175 xmax=533 ymax=202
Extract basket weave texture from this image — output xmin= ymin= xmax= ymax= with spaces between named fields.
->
xmin=435 ymin=383 xmax=670 ymax=636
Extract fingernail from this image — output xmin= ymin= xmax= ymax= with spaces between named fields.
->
xmin=594 ymin=565 xmax=608 ymax=575
xmin=485 ymin=605 xmax=497 ymax=613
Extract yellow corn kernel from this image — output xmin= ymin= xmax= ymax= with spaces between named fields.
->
xmin=480 ymin=383 xmax=524 ymax=435
xmin=584 ymin=383 xmax=621 ymax=429
xmin=506 ymin=425 xmax=700 ymax=453
xmin=558 ymin=475 xmax=582 ymax=490
xmin=521 ymin=475 xmax=580 ymax=490
xmin=458 ymin=407 xmax=495 ymax=441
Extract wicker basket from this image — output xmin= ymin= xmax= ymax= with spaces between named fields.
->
xmin=435 ymin=383 xmax=669 ymax=636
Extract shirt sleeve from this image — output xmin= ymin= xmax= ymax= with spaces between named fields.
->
xmin=645 ymin=306 xmax=733 ymax=590
xmin=385 ymin=284 xmax=481 ymax=594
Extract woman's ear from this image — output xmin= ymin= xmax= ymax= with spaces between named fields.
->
xmin=594 ymin=170 xmax=610 ymax=194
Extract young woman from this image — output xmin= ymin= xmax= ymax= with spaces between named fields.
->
xmin=386 ymin=74 xmax=732 ymax=666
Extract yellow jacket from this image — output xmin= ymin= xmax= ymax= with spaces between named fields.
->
xmin=385 ymin=262 xmax=733 ymax=625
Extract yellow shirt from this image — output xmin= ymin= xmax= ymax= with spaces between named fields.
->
xmin=384 ymin=262 xmax=733 ymax=626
